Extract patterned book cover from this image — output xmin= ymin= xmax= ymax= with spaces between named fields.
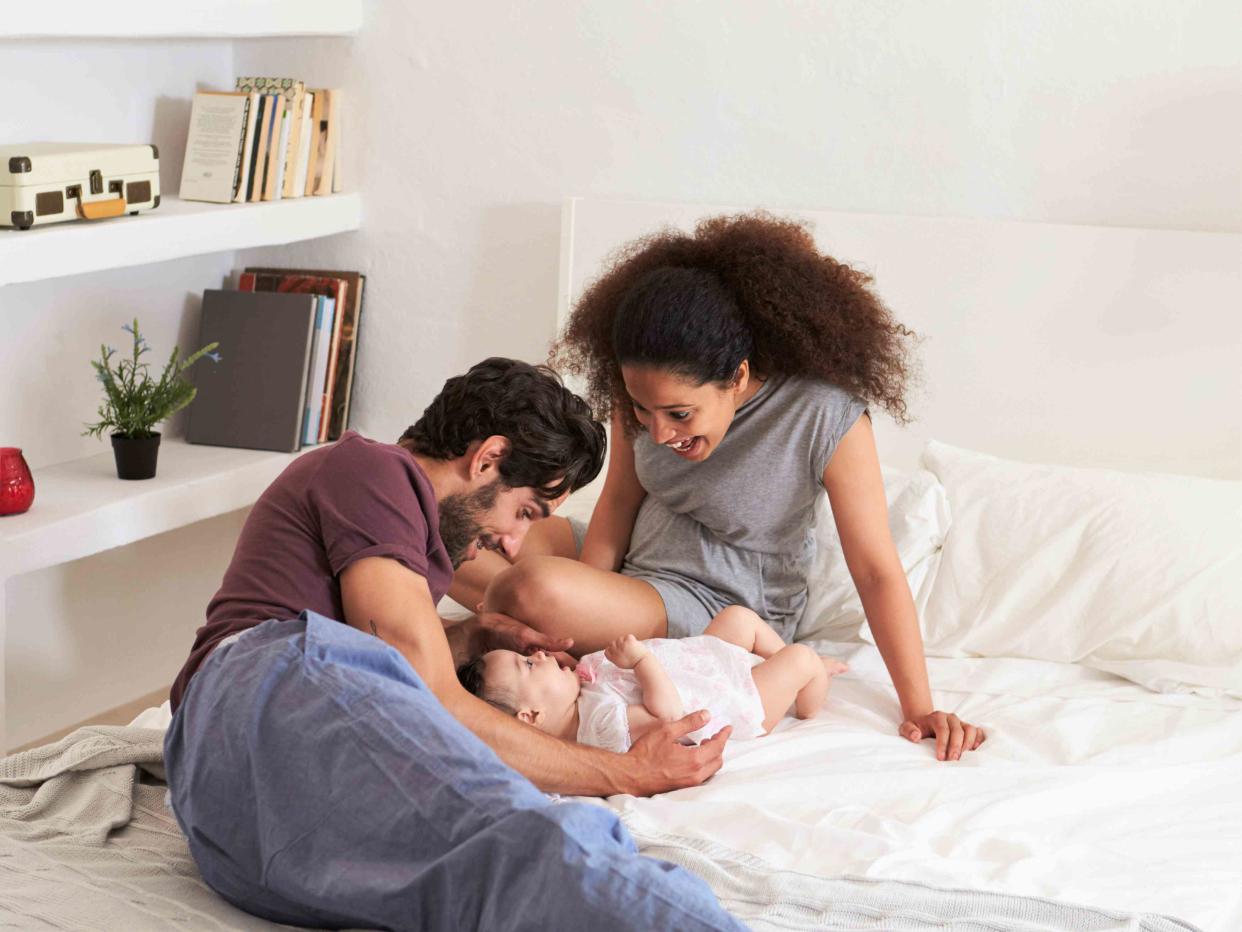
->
xmin=245 ymin=267 xmax=365 ymax=441
xmin=235 ymin=77 xmax=306 ymax=198
xmin=238 ymin=273 xmax=349 ymax=444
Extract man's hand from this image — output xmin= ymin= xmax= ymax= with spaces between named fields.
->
xmin=604 ymin=633 xmax=649 ymax=670
xmin=618 ymin=710 xmax=731 ymax=796
xmin=474 ymin=604 xmax=576 ymax=668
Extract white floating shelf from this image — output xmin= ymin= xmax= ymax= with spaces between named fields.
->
xmin=0 ymin=1 xmax=362 ymax=38
xmin=0 ymin=439 xmax=314 ymax=579
xmin=0 ymin=193 xmax=361 ymax=287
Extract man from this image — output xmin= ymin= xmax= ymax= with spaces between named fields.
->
xmin=165 ymin=358 xmax=742 ymax=931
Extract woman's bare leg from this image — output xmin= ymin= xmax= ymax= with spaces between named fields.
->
xmin=449 ymin=516 xmax=579 ymax=610
xmin=703 ymin=606 xmax=786 ymax=658
xmin=483 ymin=555 xmax=668 ymax=655
xmin=750 ymin=644 xmax=846 ymax=731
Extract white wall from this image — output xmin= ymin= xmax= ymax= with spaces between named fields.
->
xmin=4 ymin=2 xmax=1239 ymax=744
xmin=238 ymin=1 xmax=1242 ymax=447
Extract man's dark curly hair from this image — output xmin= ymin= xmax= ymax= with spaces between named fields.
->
xmin=551 ymin=212 xmax=918 ymax=435
xmin=401 ymin=357 xmax=605 ymax=499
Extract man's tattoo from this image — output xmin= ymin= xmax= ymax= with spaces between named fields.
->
xmin=369 ymin=619 xmax=382 ymax=641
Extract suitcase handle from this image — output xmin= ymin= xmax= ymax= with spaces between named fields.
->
xmin=76 ymin=196 xmax=127 ymax=221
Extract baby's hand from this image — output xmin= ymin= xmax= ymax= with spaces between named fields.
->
xmin=604 ymin=634 xmax=649 ymax=670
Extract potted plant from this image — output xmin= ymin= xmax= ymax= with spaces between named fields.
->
xmin=84 ymin=319 xmax=220 ymax=480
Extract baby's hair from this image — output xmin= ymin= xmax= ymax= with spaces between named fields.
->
xmin=456 ymin=656 xmax=519 ymax=716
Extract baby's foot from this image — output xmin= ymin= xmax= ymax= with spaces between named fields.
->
xmin=821 ymin=657 xmax=849 ymax=677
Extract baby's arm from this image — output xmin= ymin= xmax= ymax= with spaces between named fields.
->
xmin=605 ymin=635 xmax=684 ymax=721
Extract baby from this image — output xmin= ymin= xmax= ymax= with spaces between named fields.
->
xmin=457 ymin=605 xmax=848 ymax=752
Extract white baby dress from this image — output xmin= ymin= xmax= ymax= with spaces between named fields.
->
xmin=575 ymin=636 xmax=767 ymax=753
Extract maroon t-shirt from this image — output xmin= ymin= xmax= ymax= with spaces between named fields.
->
xmin=169 ymin=431 xmax=453 ymax=710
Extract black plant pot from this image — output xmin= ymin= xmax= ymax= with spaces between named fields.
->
xmin=111 ymin=432 xmax=161 ymax=480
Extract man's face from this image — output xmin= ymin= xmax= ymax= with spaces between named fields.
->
xmin=438 ymin=478 xmax=555 ymax=569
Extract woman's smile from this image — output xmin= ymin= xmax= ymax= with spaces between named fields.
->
xmin=666 ymin=436 xmax=705 ymax=458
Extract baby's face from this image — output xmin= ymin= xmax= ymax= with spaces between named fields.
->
xmin=483 ymin=649 xmax=581 ymax=730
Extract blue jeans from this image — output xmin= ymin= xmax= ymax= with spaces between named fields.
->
xmin=164 ymin=612 xmax=744 ymax=931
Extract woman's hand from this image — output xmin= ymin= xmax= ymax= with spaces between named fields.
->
xmin=899 ymin=711 xmax=986 ymax=761
xmin=473 ymin=605 xmax=577 ymax=668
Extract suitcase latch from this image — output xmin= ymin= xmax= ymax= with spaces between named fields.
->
xmin=89 ymin=169 xmax=103 ymax=195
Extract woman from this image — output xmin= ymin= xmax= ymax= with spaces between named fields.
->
xmin=456 ymin=212 xmax=984 ymax=761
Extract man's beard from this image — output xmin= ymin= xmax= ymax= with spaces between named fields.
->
xmin=439 ymin=478 xmax=503 ymax=570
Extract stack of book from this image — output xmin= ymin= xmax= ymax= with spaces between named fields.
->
xmin=187 ymin=267 xmax=366 ymax=453
xmin=180 ymin=78 xmax=343 ymax=205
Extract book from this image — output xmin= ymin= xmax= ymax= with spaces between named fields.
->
xmin=244 ymin=266 xmax=365 ymax=441
xmin=232 ymin=92 xmax=260 ymax=204
xmin=302 ymin=295 xmax=337 ymax=445
xmin=187 ymin=290 xmax=318 ymax=453
xmin=238 ymin=271 xmax=350 ymax=443
xmin=249 ymin=94 xmax=274 ymax=202
xmin=314 ymin=89 xmax=341 ymax=196
xmin=292 ymin=91 xmax=314 ymax=199
xmin=236 ymin=77 xmax=306 ymax=199
xmin=179 ymin=91 xmax=251 ymax=203
xmin=261 ymin=95 xmax=285 ymax=201
xmin=272 ymin=105 xmax=291 ymax=201
xmin=331 ymin=89 xmax=343 ymax=193
xmin=303 ymin=91 xmax=325 ymax=197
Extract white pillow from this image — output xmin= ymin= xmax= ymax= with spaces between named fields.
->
xmin=796 ymin=467 xmax=950 ymax=644
xmin=920 ymin=441 xmax=1242 ymax=698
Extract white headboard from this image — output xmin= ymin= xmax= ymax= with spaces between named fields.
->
xmin=558 ymin=198 xmax=1241 ymax=479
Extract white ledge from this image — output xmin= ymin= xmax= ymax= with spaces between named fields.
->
xmin=0 ymin=193 xmax=361 ymax=287
xmin=0 ymin=439 xmax=313 ymax=579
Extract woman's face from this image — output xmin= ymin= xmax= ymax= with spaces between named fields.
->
xmin=621 ymin=363 xmax=755 ymax=462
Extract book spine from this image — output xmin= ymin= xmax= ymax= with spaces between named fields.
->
xmin=249 ymin=96 xmax=272 ymax=203
xmin=293 ymin=92 xmax=314 ymax=199
xmin=228 ymin=96 xmax=250 ymax=201
xmin=302 ymin=296 xmax=327 ymax=446
xmin=262 ymin=96 xmax=283 ymax=201
xmin=317 ymin=287 xmax=344 ymax=443
xmin=272 ymin=110 xmax=291 ymax=202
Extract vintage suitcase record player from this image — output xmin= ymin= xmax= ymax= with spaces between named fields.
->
xmin=0 ymin=142 xmax=160 ymax=229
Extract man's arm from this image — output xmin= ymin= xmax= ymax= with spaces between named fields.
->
xmin=340 ymin=556 xmax=727 ymax=796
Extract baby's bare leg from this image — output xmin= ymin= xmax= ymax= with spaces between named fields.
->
xmin=704 ymin=606 xmax=786 ymax=658
xmin=750 ymin=644 xmax=841 ymax=732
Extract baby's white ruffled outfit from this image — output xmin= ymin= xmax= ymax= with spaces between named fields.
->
xmin=575 ymin=636 xmax=767 ymax=753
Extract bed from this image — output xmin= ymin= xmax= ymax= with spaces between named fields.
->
xmin=2 ymin=200 xmax=1239 ymax=930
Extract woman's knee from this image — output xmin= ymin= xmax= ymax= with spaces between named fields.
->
xmin=482 ymin=556 xmax=571 ymax=622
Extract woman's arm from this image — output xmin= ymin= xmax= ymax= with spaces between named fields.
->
xmin=580 ymin=412 xmax=648 ymax=572
xmin=823 ymin=414 xmax=985 ymax=761
xmin=606 ymin=635 xmax=684 ymax=721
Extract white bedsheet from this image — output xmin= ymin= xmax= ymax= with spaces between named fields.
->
xmin=589 ymin=642 xmax=1242 ymax=932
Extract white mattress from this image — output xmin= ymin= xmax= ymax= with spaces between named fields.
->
xmin=586 ymin=642 xmax=1242 ymax=932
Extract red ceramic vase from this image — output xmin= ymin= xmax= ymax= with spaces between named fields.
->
xmin=0 ymin=447 xmax=35 ymax=516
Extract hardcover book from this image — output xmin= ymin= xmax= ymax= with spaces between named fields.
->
xmin=187 ymin=289 xmax=317 ymax=453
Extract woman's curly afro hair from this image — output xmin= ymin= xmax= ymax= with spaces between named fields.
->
xmin=551 ymin=212 xmax=919 ymax=434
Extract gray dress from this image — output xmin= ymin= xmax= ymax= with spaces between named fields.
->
xmin=619 ymin=376 xmax=867 ymax=641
